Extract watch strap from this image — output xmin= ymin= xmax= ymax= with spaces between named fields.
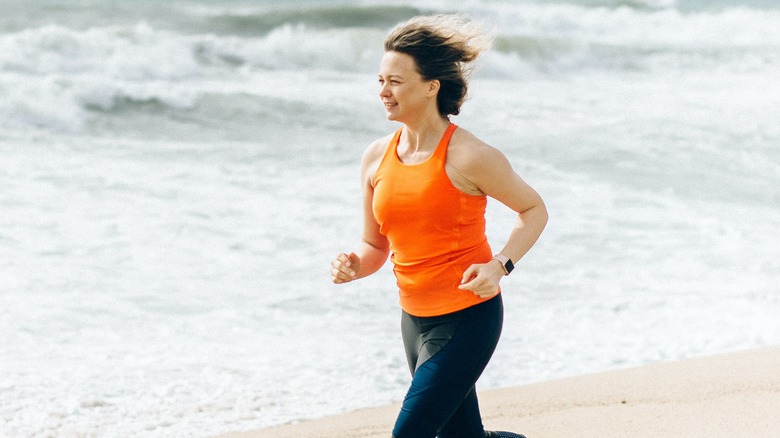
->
xmin=491 ymin=254 xmax=514 ymax=275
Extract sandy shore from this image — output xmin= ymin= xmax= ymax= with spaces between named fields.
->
xmin=217 ymin=346 xmax=780 ymax=438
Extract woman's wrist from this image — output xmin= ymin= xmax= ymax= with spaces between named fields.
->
xmin=490 ymin=254 xmax=514 ymax=275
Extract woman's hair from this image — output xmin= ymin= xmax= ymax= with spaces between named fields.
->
xmin=384 ymin=14 xmax=492 ymax=117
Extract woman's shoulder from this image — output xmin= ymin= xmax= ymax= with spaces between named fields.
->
xmin=362 ymin=131 xmax=395 ymax=162
xmin=449 ymin=126 xmax=506 ymax=169
xmin=363 ymin=133 xmax=395 ymax=156
xmin=446 ymin=126 xmax=519 ymax=195
xmin=360 ymin=131 xmax=397 ymax=185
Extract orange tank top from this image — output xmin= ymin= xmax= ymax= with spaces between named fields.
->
xmin=372 ymin=123 xmax=495 ymax=317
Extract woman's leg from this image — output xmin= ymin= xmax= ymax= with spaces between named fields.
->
xmin=437 ymin=387 xmax=483 ymax=437
xmin=393 ymin=295 xmax=503 ymax=438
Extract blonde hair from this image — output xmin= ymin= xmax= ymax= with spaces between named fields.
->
xmin=384 ymin=14 xmax=493 ymax=117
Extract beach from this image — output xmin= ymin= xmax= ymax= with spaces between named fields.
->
xmin=2 ymin=0 xmax=778 ymax=436
xmin=218 ymin=346 xmax=780 ymax=437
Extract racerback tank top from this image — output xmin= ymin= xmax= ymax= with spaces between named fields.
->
xmin=372 ymin=123 xmax=496 ymax=317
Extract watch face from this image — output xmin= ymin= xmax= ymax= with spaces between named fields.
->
xmin=505 ymin=259 xmax=515 ymax=274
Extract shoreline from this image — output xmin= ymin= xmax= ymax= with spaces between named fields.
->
xmin=216 ymin=346 xmax=780 ymax=438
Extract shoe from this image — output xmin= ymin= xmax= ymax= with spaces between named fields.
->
xmin=485 ymin=431 xmax=527 ymax=438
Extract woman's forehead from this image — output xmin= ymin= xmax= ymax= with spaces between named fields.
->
xmin=379 ymin=51 xmax=419 ymax=76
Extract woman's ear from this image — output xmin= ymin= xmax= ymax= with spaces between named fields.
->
xmin=427 ymin=79 xmax=440 ymax=96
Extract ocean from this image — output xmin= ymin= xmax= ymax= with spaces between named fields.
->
xmin=1 ymin=0 xmax=778 ymax=436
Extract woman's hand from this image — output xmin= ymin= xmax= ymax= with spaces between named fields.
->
xmin=331 ymin=252 xmax=361 ymax=284
xmin=458 ymin=260 xmax=504 ymax=298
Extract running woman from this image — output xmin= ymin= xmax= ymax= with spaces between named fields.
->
xmin=331 ymin=14 xmax=548 ymax=438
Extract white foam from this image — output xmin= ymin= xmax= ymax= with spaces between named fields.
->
xmin=1 ymin=1 xmax=779 ymax=436
xmin=2 ymin=3 xmax=778 ymax=132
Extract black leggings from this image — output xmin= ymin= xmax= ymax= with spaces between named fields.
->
xmin=393 ymin=294 xmax=503 ymax=438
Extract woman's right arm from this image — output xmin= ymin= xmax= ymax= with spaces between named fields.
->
xmin=330 ymin=140 xmax=390 ymax=284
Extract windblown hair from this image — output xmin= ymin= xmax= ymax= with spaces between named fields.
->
xmin=384 ymin=14 xmax=492 ymax=117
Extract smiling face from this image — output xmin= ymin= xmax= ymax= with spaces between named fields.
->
xmin=377 ymin=51 xmax=438 ymax=122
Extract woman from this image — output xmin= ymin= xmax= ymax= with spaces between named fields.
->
xmin=330 ymin=14 xmax=547 ymax=438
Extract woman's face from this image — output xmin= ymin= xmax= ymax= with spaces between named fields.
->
xmin=378 ymin=51 xmax=434 ymax=122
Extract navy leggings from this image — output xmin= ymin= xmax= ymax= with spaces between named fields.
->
xmin=393 ymin=294 xmax=503 ymax=438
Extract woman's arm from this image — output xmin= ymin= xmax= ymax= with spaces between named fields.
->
xmin=452 ymin=134 xmax=548 ymax=297
xmin=473 ymin=151 xmax=548 ymax=264
xmin=331 ymin=140 xmax=391 ymax=284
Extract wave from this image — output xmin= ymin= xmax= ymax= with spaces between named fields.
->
xmin=2 ymin=2 xmax=779 ymax=133
xmin=0 ymin=0 xmax=780 ymax=73
xmin=3 ymin=4 xmax=778 ymax=78
xmin=0 ymin=21 xmax=388 ymax=77
xmin=551 ymin=0 xmax=678 ymax=10
xmin=196 ymin=5 xmax=425 ymax=37
xmin=477 ymin=3 xmax=780 ymax=77
xmin=5 ymin=7 xmax=777 ymax=78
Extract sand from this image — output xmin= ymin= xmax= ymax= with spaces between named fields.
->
xmin=216 ymin=346 xmax=780 ymax=438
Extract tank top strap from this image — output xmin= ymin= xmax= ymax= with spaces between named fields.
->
xmin=381 ymin=127 xmax=404 ymax=165
xmin=433 ymin=123 xmax=458 ymax=160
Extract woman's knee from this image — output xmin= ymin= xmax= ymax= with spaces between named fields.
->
xmin=392 ymin=409 xmax=439 ymax=438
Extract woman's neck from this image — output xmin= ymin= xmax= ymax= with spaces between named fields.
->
xmin=401 ymin=116 xmax=451 ymax=154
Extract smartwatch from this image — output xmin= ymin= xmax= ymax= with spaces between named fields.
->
xmin=492 ymin=254 xmax=514 ymax=276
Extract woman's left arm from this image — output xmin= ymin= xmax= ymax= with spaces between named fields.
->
xmin=456 ymin=140 xmax=548 ymax=298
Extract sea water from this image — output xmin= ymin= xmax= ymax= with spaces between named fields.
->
xmin=1 ymin=0 xmax=778 ymax=436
